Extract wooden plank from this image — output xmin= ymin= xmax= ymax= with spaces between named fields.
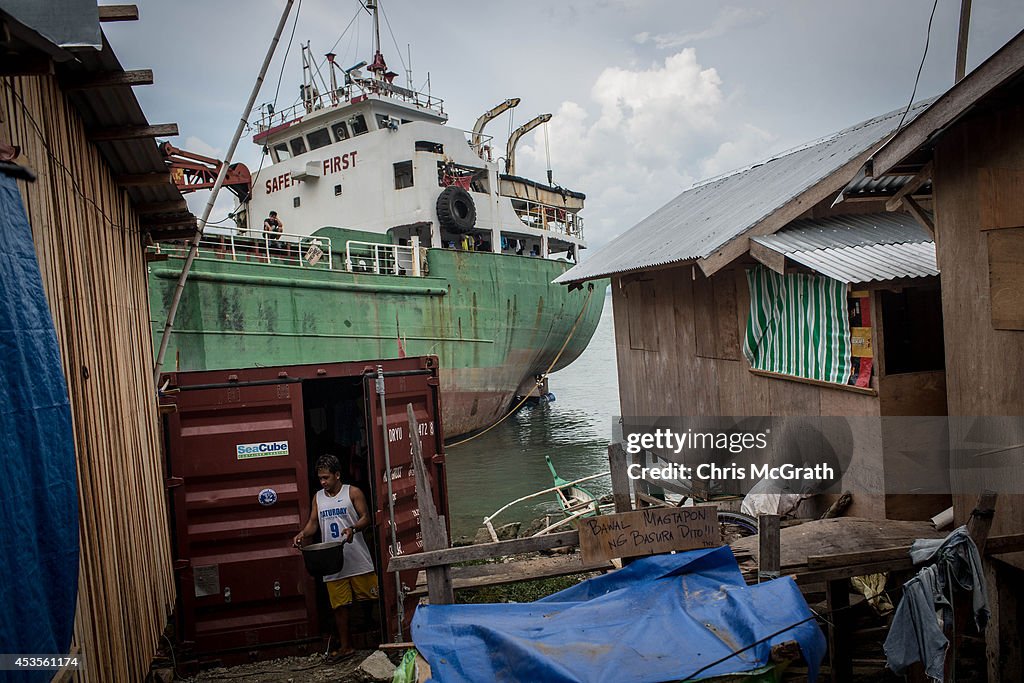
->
xmin=62 ymin=69 xmax=154 ymax=91
xmin=0 ymin=55 xmax=55 ymax=76
xmin=955 ymin=0 xmax=973 ymax=82
xmin=885 ymin=161 xmax=933 ymax=212
xmin=88 ymin=123 xmax=178 ymax=142
xmin=607 ymin=442 xmax=632 ymax=513
xmin=387 ymin=530 xmax=580 ymax=572
xmin=114 ymin=172 xmax=171 ymax=186
xmin=987 ymin=228 xmax=1024 ymax=329
xmin=407 ymin=404 xmax=453 ymax=605
xmin=577 ymin=507 xmax=720 ymax=564
xmin=826 ymin=579 xmax=853 ymax=683
xmin=758 ymin=514 xmax=780 ymax=581
xmin=752 ymin=367 xmax=877 ymax=397
xmin=978 ymin=167 xmax=1024 ymax=230
xmin=407 ymin=554 xmax=614 ymax=597
xmin=135 ymin=199 xmax=188 ymax=214
xmin=870 ymin=33 xmax=1024 ymax=176
xmin=748 ymin=240 xmax=786 ymax=274
xmin=98 ymin=4 xmax=139 ymax=21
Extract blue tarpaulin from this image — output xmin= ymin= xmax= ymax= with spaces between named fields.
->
xmin=0 ymin=173 xmax=79 ymax=680
xmin=412 ymin=546 xmax=826 ymax=683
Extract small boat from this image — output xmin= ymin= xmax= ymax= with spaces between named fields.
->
xmin=545 ymin=455 xmax=600 ymax=519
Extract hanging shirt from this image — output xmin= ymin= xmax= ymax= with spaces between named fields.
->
xmin=316 ymin=484 xmax=375 ymax=582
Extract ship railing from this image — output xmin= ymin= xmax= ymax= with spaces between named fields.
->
xmin=509 ymin=198 xmax=584 ymax=238
xmin=149 ymin=231 xmax=334 ymax=270
xmin=345 ymin=240 xmax=427 ymax=277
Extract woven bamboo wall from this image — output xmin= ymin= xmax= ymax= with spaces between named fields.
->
xmin=1 ymin=74 xmax=175 ymax=681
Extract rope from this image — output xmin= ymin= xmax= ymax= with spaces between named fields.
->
xmin=447 ymin=283 xmax=596 ymax=448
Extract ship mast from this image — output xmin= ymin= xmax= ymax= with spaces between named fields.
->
xmin=366 ymin=0 xmax=387 ymax=81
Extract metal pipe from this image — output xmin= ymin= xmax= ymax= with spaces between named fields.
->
xmin=376 ymin=365 xmax=404 ymax=640
xmin=153 ymin=0 xmax=296 ymax=386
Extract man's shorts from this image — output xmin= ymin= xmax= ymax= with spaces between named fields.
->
xmin=326 ymin=572 xmax=379 ymax=609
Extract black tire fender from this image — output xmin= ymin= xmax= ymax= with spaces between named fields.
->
xmin=436 ymin=186 xmax=477 ymax=234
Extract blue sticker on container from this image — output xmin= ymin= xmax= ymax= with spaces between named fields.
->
xmin=258 ymin=488 xmax=278 ymax=506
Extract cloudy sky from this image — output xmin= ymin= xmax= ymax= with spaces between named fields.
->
xmin=104 ymin=1 xmax=1022 ymax=250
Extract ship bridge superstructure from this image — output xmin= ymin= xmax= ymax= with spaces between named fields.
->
xmin=239 ymin=43 xmax=586 ymax=264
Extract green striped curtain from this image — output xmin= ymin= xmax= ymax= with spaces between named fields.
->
xmin=743 ymin=266 xmax=851 ymax=384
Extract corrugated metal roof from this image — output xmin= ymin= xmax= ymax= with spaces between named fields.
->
xmin=780 ymin=241 xmax=938 ymax=283
xmin=750 ymin=212 xmax=937 ymax=283
xmin=555 ymin=100 xmax=935 ymax=285
xmin=751 ymin=212 xmax=930 ymax=252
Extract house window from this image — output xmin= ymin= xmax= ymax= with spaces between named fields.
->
xmin=879 ymin=287 xmax=945 ymax=373
xmin=307 ymin=128 xmax=332 ymax=150
xmin=349 ymin=114 xmax=368 ymax=136
xmin=743 ymin=266 xmax=852 ymax=385
xmin=693 ymin=270 xmax=740 ymax=361
xmin=625 ymin=279 xmax=659 ymax=351
xmin=331 ymin=122 xmax=350 ymax=142
xmin=394 ymin=161 xmax=414 ymax=190
xmin=289 ymin=137 xmax=307 ymax=156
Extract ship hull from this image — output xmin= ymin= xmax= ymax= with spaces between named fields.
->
xmin=148 ymin=247 xmax=606 ymax=438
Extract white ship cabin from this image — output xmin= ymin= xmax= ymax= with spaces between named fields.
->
xmin=242 ymin=62 xmax=587 ymax=267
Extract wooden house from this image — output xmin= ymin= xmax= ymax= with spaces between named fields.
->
xmin=1 ymin=3 xmax=196 ymax=679
xmin=558 ymin=103 xmax=950 ymax=521
xmin=868 ymin=28 xmax=1024 ymax=673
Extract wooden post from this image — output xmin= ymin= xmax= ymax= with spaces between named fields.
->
xmin=407 ymin=403 xmax=454 ymax=605
xmin=826 ymin=579 xmax=853 ymax=683
xmin=757 ymin=514 xmax=780 ymax=583
xmin=607 ymin=442 xmax=633 ymax=513
xmin=946 ymin=491 xmax=996 ymax=680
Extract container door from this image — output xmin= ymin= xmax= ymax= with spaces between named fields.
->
xmin=363 ymin=368 xmax=447 ymax=642
xmin=165 ymin=376 xmax=318 ymax=656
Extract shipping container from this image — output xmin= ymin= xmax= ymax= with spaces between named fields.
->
xmin=160 ymin=356 xmax=447 ymax=663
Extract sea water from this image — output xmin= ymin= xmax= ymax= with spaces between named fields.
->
xmin=445 ymin=291 xmax=619 ymax=541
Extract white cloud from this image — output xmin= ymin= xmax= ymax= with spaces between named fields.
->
xmin=636 ymin=6 xmax=767 ymax=49
xmin=514 ymin=48 xmax=776 ymax=249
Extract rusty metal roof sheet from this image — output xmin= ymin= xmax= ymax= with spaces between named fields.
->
xmin=555 ymin=100 xmax=934 ymax=285
xmin=752 ymin=212 xmax=937 ymax=283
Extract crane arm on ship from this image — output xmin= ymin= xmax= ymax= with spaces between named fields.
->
xmin=160 ymin=141 xmax=253 ymax=201
xmin=471 ymin=98 xmax=521 ymax=152
xmin=505 ymin=113 xmax=551 ymax=176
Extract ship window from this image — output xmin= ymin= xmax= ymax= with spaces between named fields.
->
xmin=307 ymin=128 xmax=332 ymax=150
xmin=416 ymin=141 xmax=444 ymax=154
xmin=273 ymin=143 xmax=291 ymax=162
xmin=394 ymin=161 xmax=414 ymax=190
xmin=293 ymin=196 xmax=301 ymax=208
xmin=334 ymin=184 xmax=343 ymax=196
xmin=331 ymin=122 xmax=350 ymax=142
xmin=289 ymin=137 xmax=307 ymax=156
xmin=376 ymin=113 xmax=392 ymax=129
xmin=349 ymin=114 xmax=368 ymax=136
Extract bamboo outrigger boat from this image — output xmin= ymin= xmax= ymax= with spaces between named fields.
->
xmin=545 ymin=455 xmax=600 ymax=520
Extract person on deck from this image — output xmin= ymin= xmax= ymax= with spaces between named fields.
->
xmin=294 ymin=454 xmax=378 ymax=664
xmin=264 ymin=210 xmax=284 ymax=249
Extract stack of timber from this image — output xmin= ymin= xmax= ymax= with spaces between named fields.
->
xmin=1 ymin=73 xmax=175 ymax=680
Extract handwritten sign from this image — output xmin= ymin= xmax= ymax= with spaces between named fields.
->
xmin=578 ymin=506 xmax=721 ymax=564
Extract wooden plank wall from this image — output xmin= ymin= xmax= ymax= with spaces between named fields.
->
xmin=1 ymin=75 xmax=175 ymax=680
xmin=933 ymin=99 xmax=1024 ymax=560
xmin=612 ymin=263 xmax=887 ymax=518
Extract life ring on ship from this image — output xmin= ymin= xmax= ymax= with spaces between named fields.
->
xmin=436 ymin=186 xmax=476 ymax=234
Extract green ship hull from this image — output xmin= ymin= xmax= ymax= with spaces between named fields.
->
xmin=149 ymin=233 xmax=606 ymax=437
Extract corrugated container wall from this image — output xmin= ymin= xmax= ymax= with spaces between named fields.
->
xmin=161 ymin=356 xmax=447 ymax=661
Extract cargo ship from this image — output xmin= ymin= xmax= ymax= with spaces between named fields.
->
xmin=148 ymin=4 xmax=605 ymax=438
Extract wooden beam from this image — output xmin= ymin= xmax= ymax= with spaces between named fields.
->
xmin=387 ymin=530 xmax=579 ymax=572
xmin=63 ymin=69 xmax=153 ymax=91
xmin=885 ymin=161 xmax=933 ymax=212
xmin=89 ymin=123 xmax=178 ymax=142
xmin=826 ymin=579 xmax=853 ymax=682
xmin=407 ymin=404 xmax=454 ymax=605
xmin=758 ymin=514 xmax=781 ymax=581
xmin=407 ymin=554 xmax=613 ymax=597
xmin=0 ymin=54 xmax=54 ymax=76
xmin=749 ymin=240 xmax=787 ymax=274
xmin=607 ymin=442 xmax=633 ymax=513
xmin=901 ymin=196 xmax=935 ymax=237
xmin=114 ymin=172 xmax=171 ymax=186
xmin=135 ymin=199 xmax=188 ymax=215
xmin=870 ymin=33 xmax=1024 ymax=177
xmin=955 ymin=0 xmax=973 ymax=83
xmin=98 ymin=5 xmax=139 ymax=22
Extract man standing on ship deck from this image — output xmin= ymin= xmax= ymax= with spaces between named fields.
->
xmin=294 ymin=454 xmax=378 ymax=663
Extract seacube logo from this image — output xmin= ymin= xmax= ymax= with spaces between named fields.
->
xmin=236 ymin=440 xmax=290 ymax=460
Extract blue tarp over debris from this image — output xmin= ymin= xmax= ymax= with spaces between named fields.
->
xmin=412 ymin=546 xmax=826 ymax=683
xmin=0 ymin=173 xmax=79 ymax=679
